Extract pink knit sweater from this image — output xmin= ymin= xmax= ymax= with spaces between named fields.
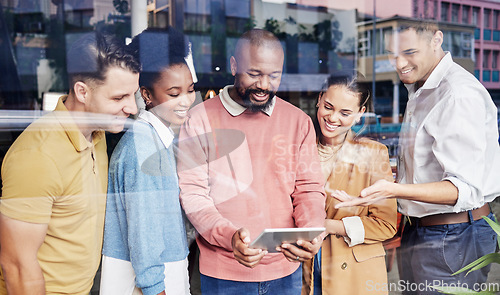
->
xmin=177 ymin=93 xmax=326 ymax=282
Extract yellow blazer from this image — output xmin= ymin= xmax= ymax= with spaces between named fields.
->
xmin=303 ymin=136 xmax=397 ymax=295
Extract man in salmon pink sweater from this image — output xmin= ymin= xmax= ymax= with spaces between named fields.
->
xmin=177 ymin=29 xmax=326 ymax=294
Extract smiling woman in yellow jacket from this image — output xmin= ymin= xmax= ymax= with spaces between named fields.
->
xmin=302 ymin=73 xmax=397 ymax=295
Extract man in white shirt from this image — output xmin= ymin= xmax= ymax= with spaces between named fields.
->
xmin=334 ymin=21 xmax=500 ymax=293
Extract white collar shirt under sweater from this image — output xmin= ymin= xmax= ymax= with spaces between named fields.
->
xmin=397 ymin=52 xmax=500 ymax=218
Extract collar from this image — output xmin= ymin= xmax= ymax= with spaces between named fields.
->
xmin=137 ymin=109 xmax=174 ymax=149
xmin=53 ymin=96 xmax=103 ymax=152
xmin=406 ymin=51 xmax=453 ymax=94
xmin=219 ymin=85 xmax=276 ymax=117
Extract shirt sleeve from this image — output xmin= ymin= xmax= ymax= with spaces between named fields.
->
xmin=290 ymin=117 xmax=326 ymax=228
xmin=342 ymin=216 xmax=365 ymax=247
xmin=425 ymin=92 xmax=488 ymax=212
xmin=108 ymin=130 xmax=168 ymax=295
xmin=177 ymin=113 xmax=238 ymax=252
xmin=1 ymin=149 xmax=61 ymax=223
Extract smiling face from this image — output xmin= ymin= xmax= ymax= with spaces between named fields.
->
xmin=84 ymin=66 xmax=139 ymax=133
xmin=317 ymin=85 xmax=365 ymax=146
xmin=230 ymin=43 xmax=284 ymax=112
xmin=142 ymin=63 xmax=195 ymax=127
xmin=385 ymin=28 xmax=444 ymax=89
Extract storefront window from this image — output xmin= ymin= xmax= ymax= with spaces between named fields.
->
xmin=0 ymin=1 xmax=498 ymax=295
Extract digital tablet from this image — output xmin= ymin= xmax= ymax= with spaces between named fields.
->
xmin=249 ymin=227 xmax=325 ymax=253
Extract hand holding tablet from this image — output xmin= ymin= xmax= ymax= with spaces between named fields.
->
xmin=249 ymin=227 xmax=326 ymax=253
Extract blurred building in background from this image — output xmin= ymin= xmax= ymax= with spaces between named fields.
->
xmin=0 ymin=0 xmax=499 ymax=117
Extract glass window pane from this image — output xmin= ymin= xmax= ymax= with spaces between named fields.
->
xmin=494 ymin=10 xmax=499 ymax=29
xmin=188 ymin=34 xmax=212 ymax=73
xmin=224 ymin=0 xmax=250 ymax=18
xmin=473 ymin=7 xmax=480 ymax=25
xmin=298 ymin=42 xmax=318 ymax=74
xmin=452 ymin=4 xmax=459 ymax=23
xmin=485 ymin=9 xmax=491 ymax=28
xmin=494 ymin=30 xmax=500 ymax=42
xmin=441 ymin=2 xmax=449 ymax=21
xmin=1 ymin=4 xmax=499 ymax=294
xmin=462 ymin=5 xmax=470 ymax=24
xmin=475 ymin=28 xmax=481 ymax=40
xmin=493 ymin=70 xmax=499 ymax=82
xmin=484 ymin=50 xmax=490 ymax=68
xmin=483 ymin=70 xmax=491 ymax=81
xmin=451 ymin=31 xmax=461 ymax=57
xmin=484 ymin=29 xmax=492 ymax=41
xmin=185 ymin=0 xmax=211 ymax=15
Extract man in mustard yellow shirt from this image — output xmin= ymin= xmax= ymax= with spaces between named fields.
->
xmin=0 ymin=31 xmax=140 ymax=295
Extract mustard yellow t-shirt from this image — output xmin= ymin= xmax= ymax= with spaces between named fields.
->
xmin=0 ymin=96 xmax=107 ymax=295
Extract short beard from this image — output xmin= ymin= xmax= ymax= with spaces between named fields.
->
xmin=240 ymin=88 xmax=276 ymax=112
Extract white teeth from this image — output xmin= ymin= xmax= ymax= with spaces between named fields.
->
xmin=174 ymin=110 xmax=187 ymax=116
xmin=254 ymin=93 xmax=267 ymax=97
xmin=401 ymin=68 xmax=412 ymax=74
xmin=324 ymin=121 xmax=338 ymax=131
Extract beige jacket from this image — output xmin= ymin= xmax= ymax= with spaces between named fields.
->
xmin=303 ymin=136 xmax=397 ymax=295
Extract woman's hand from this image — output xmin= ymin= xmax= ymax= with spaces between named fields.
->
xmin=332 ymin=179 xmax=397 ymax=208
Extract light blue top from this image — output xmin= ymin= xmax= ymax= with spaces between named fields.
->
xmin=102 ymin=110 xmax=189 ymax=295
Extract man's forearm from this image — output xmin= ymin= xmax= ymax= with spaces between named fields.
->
xmin=395 ymin=180 xmax=458 ymax=205
xmin=335 ymin=179 xmax=460 ymax=209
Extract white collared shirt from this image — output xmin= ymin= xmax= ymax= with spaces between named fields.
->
xmin=398 ymin=52 xmax=500 ymax=217
xmin=137 ymin=109 xmax=174 ymax=149
xmin=219 ymin=85 xmax=276 ymax=116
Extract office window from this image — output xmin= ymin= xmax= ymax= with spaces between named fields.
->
xmin=462 ymin=5 xmax=470 ymax=24
xmin=358 ymin=31 xmax=370 ymax=57
xmin=451 ymin=4 xmax=459 ymax=23
xmin=224 ymin=0 xmax=250 ymax=18
xmin=484 ymin=70 xmax=491 ymax=81
xmin=379 ymin=27 xmax=392 ymax=55
xmin=484 ymin=50 xmax=490 ymax=68
xmin=462 ymin=33 xmax=473 ymax=58
xmin=484 ymin=29 xmax=492 ymax=41
xmin=494 ymin=30 xmax=500 ymax=41
xmin=493 ymin=51 xmax=499 ymax=69
xmin=441 ymin=2 xmax=449 ymax=22
xmin=473 ymin=7 xmax=480 ymax=25
xmin=494 ymin=10 xmax=500 ymax=29
xmin=493 ymin=70 xmax=499 ymax=82
xmin=443 ymin=31 xmax=472 ymax=58
xmin=485 ymin=9 xmax=491 ymax=28
xmin=375 ymin=28 xmax=387 ymax=55
xmin=185 ymin=0 xmax=211 ymax=15
xmin=475 ymin=28 xmax=480 ymax=40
